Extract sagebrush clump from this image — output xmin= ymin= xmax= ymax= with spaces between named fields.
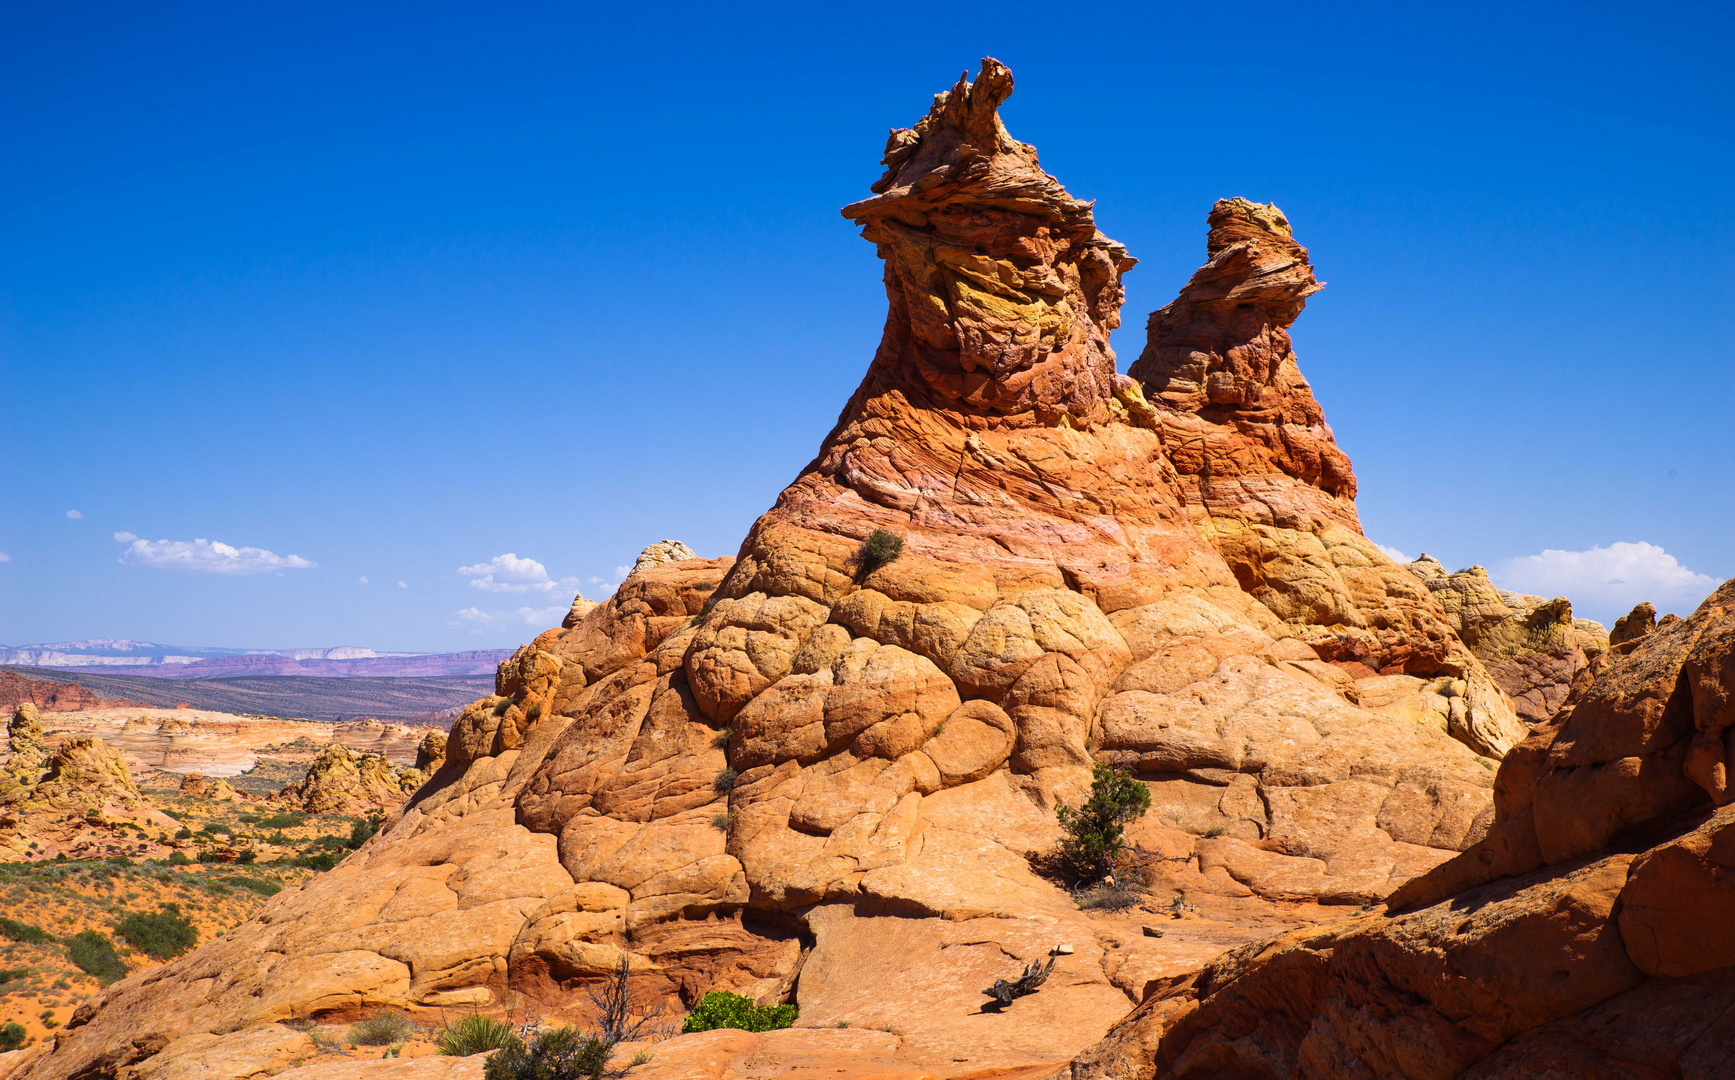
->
xmin=1055 ymin=762 xmax=1151 ymax=884
xmin=349 ymin=1010 xmax=417 ymax=1046
xmin=66 ymin=931 xmax=127 ymax=984
xmin=115 ymin=906 xmax=197 ymax=960
xmin=484 ymin=1027 xmax=612 ymax=1080
xmin=856 ymin=529 xmax=904 ymax=577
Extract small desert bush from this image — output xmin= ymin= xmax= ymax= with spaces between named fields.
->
xmin=492 ymin=697 xmax=514 ymax=717
xmin=435 ymin=1013 xmax=521 ymax=1056
xmin=167 ymin=851 xmax=192 ymax=866
xmin=221 ymin=875 xmax=282 ymax=896
xmin=857 ymin=529 xmax=904 ymax=577
xmin=711 ymin=728 xmax=731 ymax=749
xmin=713 ymin=768 xmax=738 ymax=793
xmin=116 ymin=907 xmax=198 ymax=959
xmin=345 ymin=817 xmax=381 ymax=850
xmin=484 ymin=1027 xmax=611 ymax=1080
xmin=66 ymin=931 xmax=128 ymax=984
xmin=349 ymin=1009 xmax=417 ymax=1046
xmin=680 ymin=991 xmax=797 ymax=1034
xmin=0 ymin=1022 xmax=25 ymax=1051
xmin=256 ymin=812 xmax=306 ymax=829
xmin=710 ymin=811 xmax=733 ymax=831
xmin=1055 ymin=762 xmax=1151 ymax=884
xmin=0 ymin=916 xmax=52 ymax=945
xmin=689 ymin=596 xmax=720 ymax=628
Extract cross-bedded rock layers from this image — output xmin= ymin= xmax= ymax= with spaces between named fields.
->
xmin=12 ymin=60 xmax=1599 ymax=1080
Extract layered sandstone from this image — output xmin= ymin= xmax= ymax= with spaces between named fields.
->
xmin=16 ymin=61 xmax=1535 ymax=1080
xmin=272 ymin=744 xmax=423 ymax=816
xmin=1403 ymin=555 xmax=1609 ymax=722
xmin=0 ymin=671 xmax=145 ymax=713
xmin=1126 ymin=199 xmax=1525 ymax=759
xmin=1 ymin=704 xmax=178 ymax=861
xmin=1072 ymin=578 xmax=1735 ymax=1079
xmin=24 ymin=709 xmax=429 ymax=778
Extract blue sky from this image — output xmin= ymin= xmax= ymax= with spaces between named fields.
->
xmin=2 ymin=1 xmax=1730 ymax=649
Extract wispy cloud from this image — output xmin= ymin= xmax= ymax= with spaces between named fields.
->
xmin=0 ymin=552 xmax=10 ymax=563
xmin=396 ymin=581 xmax=407 ymax=589
xmin=66 ymin=510 xmax=83 ymax=520
xmin=451 ymin=604 xmax=565 ymax=629
xmin=1372 ymin=542 xmax=1411 ymax=564
xmin=1493 ymin=541 xmax=1718 ymax=624
xmin=115 ymin=533 xmax=316 ymax=575
xmin=359 ymin=576 xmax=369 ymax=584
xmin=458 ymin=552 xmax=579 ymax=594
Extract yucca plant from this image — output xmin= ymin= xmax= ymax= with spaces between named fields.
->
xmin=435 ymin=1013 xmax=522 ymax=1056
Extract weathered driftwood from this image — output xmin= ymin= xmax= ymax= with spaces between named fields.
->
xmin=982 ymin=956 xmax=1057 ymax=1007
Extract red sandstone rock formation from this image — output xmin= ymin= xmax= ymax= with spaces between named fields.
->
xmin=1070 ymin=579 xmax=1735 ymax=1079
xmin=0 ymin=671 xmax=144 ymax=712
xmin=11 ymin=61 xmax=1578 ymax=1080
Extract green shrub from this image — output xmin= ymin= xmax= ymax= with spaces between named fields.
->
xmin=174 ymin=828 xmax=192 ymax=840
xmin=221 ymin=875 xmax=282 ymax=896
xmin=0 ymin=916 xmax=52 ymax=945
xmin=713 ymin=768 xmax=737 ymax=793
xmin=688 ymin=595 xmax=720 ymax=628
xmin=1054 ymin=762 xmax=1151 ymax=884
xmin=680 ymin=991 xmax=797 ymax=1034
xmin=256 ymin=813 xmax=306 ymax=830
xmin=857 ymin=530 xmax=904 ymax=577
xmin=349 ymin=1010 xmax=417 ymax=1046
xmin=435 ymin=1013 xmax=522 ymax=1056
xmin=345 ymin=817 xmax=381 ymax=850
xmin=196 ymin=850 xmax=224 ymax=863
xmin=167 ymin=851 xmax=192 ymax=866
xmin=711 ymin=728 xmax=731 ymax=749
xmin=107 ymin=854 xmax=132 ymax=866
xmin=237 ymin=848 xmax=257 ymax=864
xmin=0 ymin=967 xmax=30 ymax=983
xmin=116 ymin=907 xmax=198 ymax=960
xmin=492 ymin=697 xmax=514 ymax=717
xmin=710 ymin=811 xmax=733 ymax=831
xmin=66 ymin=931 xmax=128 ymax=984
xmin=0 ymin=1022 xmax=25 ymax=1051
xmin=291 ymin=852 xmax=340 ymax=872
xmin=484 ymin=1027 xmax=611 ymax=1080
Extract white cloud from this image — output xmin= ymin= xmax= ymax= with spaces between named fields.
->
xmin=1493 ymin=541 xmax=1719 ymax=624
xmin=451 ymin=604 xmax=565 ymax=629
xmin=397 ymin=581 xmax=407 ymax=589
xmin=116 ymin=534 xmax=316 ymax=575
xmin=458 ymin=552 xmax=578 ymax=594
xmin=1373 ymin=542 xmax=1411 ymax=564
xmin=0 ymin=552 xmax=9 ymax=563
xmin=66 ymin=510 xmax=83 ymax=520
xmin=359 ymin=576 xmax=370 ymax=584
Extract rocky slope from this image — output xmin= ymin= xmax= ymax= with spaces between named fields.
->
xmin=1070 ymin=578 xmax=1735 ymax=1080
xmin=0 ymin=705 xmax=180 ymax=862
xmin=1401 ymin=556 xmax=1608 ymax=723
xmin=8 ymin=60 xmax=1607 ymax=1080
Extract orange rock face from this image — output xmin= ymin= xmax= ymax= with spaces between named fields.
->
xmin=12 ymin=60 xmax=1585 ymax=1080
xmin=1074 ymin=581 xmax=1735 ymax=1079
